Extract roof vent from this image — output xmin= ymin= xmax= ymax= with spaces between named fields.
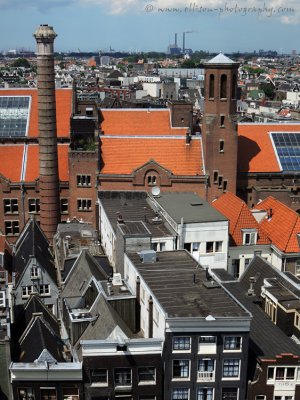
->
xmin=112 ymin=273 xmax=123 ymax=286
xmin=247 ymin=276 xmax=256 ymax=296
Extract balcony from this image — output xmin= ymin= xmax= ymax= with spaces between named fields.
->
xmin=197 ymin=371 xmax=215 ymax=381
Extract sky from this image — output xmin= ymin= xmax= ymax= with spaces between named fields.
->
xmin=0 ymin=0 xmax=299 ymax=54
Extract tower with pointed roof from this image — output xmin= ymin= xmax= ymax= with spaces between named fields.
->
xmin=202 ymin=53 xmax=239 ymax=201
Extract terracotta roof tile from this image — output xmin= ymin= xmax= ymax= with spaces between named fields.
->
xmin=212 ymin=192 xmax=270 ymax=246
xmin=100 ymin=137 xmax=203 ymax=175
xmin=101 ymin=109 xmax=187 ymax=136
xmin=25 ymin=144 xmax=69 ymax=182
xmin=0 ymin=88 xmax=72 ymax=138
xmin=255 ymin=196 xmax=300 ymax=253
xmin=238 ymin=123 xmax=300 ymax=173
xmin=0 ymin=145 xmax=24 ymax=181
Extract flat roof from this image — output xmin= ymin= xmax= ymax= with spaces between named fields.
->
xmin=98 ymin=191 xmax=175 ymax=238
xmin=127 ymin=250 xmax=249 ymax=319
xmin=151 ymin=192 xmax=228 ymax=224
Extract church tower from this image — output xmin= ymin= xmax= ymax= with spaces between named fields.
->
xmin=202 ymin=53 xmax=239 ymax=202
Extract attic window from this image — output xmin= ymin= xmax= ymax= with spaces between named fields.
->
xmin=85 ymin=107 xmax=93 ymax=117
xmin=242 ymin=229 xmax=257 ymax=245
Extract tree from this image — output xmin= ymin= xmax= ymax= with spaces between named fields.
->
xmin=12 ymin=58 xmax=30 ymax=68
xmin=259 ymin=83 xmax=275 ymax=100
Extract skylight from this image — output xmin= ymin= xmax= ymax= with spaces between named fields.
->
xmin=0 ymin=96 xmax=30 ymax=137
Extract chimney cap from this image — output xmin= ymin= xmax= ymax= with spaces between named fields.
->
xmin=33 ymin=24 xmax=57 ymax=41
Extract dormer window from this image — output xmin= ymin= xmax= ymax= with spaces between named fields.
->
xmin=31 ymin=267 xmax=40 ymax=279
xmin=242 ymin=229 xmax=257 ymax=245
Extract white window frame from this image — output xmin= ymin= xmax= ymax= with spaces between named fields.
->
xmin=3 ymin=198 xmax=18 ymax=214
xmin=172 ymin=388 xmax=189 ymax=400
xmin=77 ymin=174 xmax=91 ymax=187
xmin=242 ymin=229 xmax=257 ymax=245
xmin=223 ymin=336 xmax=242 ymax=352
xmin=172 ymin=359 xmax=190 ymax=380
xmin=138 ymin=366 xmax=156 ymax=384
xmin=28 ymin=198 xmax=40 ymax=214
xmin=222 ymin=359 xmax=241 ymax=380
xmin=173 ymin=336 xmax=191 ymax=352
xmin=90 ymin=368 xmax=108 ymax=386
xmin=22 ymin=285 xmax=34 ymax=298
xmin=39 ymin=284 xmax=50 ymax=296
xmin=77 ymin=198 xmax=92 ymax=211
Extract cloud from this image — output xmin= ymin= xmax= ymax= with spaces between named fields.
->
xmin=80 ymin=0 xmax=300 ymax=22
xmin=0 ymin=0 xmax=76 ymax=11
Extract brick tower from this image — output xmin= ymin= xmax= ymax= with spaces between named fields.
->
xmin=202 ymin=53 xmax=239 ymax=202
xmin=34 ymin=25 xmax=60 ymax=239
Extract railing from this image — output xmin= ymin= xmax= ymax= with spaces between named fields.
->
xmin=197 ymin=371 xmax=215 ymax=381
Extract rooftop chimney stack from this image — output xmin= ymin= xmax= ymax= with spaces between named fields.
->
xmin=33 ymin=25 xmax=60 ymax=240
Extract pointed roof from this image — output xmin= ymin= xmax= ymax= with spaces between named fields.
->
xmin=212 ymin=192 xmax=270 ymax=246
xmin=206 ymin=53 xmax=237 ymax=65
xmin=255 ymin=196 xmax=300 ymax=253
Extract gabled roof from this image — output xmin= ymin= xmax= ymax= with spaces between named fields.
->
xmin=237 ymin=123 xmax=300 ymax=173
xmin=212 ymin=192 xmax=270 ymax=246
xmin=100 ymin=137 xmax=203 ymax=175
xmin=0 ymin=88 xmax=72 ymax=137
xmin=13 ymin=294 xmax=60 ymax=341
xmin=255 ymin=196 xmax=300 ymax=253
xmin=0 ymin=145 xmax=25 ymax=181
xmin=13 ymin=219 xmax=57 ymax=285
xmin=19 ymin=316 xmax=65 ymax=363
xmin=100 ymin=109 xmax=187 ymax=136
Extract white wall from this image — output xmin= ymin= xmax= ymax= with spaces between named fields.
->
xmin=99 ymin=204 xmax=116 ymax=267
xmin=228 ymin=245 xmax=271 ymax=278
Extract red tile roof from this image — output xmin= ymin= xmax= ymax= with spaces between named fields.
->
xmin=212 ymin=192 xmax=270 ymax=246
xmin=238 ymin=123 xmax=300 ymax=173
xmin=0 ymin=145 xmax=24 ymax=182
xmin=25 ymin=144 xmax=69 ymax=182
xmin=0 ymin=88 xmax=72 ymax=137
xmin=101 ymin=109 xmax=187 ymax=136
xmin=100 ymin=137 xmax=203 ymax=175
xmin=255 ymin=196 xmax=300 ymax=253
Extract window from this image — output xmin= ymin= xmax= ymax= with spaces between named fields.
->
xmin=223 ymin=180 xmax=228 ymax=192
xmin=243 ymin=230 xmax=257 ymax=245
xmin=114 ymin=368 xmax=131 ymax=386
xmin=224 ymin=337 xmax=242 ymax=351
xmin=147 ymin=175 xmax=157 ymax=186
xmin=192 ymin=242 xmax=200 ymax=251
xmin=206 ymin=242 xmax=214 ymax=253
xmin=220 ymin=74 xmax=227 ymax=99
xmin=295 ymin=313 xmax=300 ymax=329
xmin=4 ymin=198 xmax=18 ymax=214
xmin=197 ymin=388 xmax=213 ymax=400
xmin=60 ymin=198 xmax=68 ymax=214
xmin=173 ymin=336 xmax=191 ymax=351
xmin=77 ymin=174 xmax=91 ymax=187
xmin=198 ymin=359 xmax=215 ymax=381
xmin=28 ymin=198 xmax=40 ymax=214
xmin=219 ymin=139 xmax=224 ymax=153
xmin=220 ymin=116 xmax=225 ymax=127
xmin=221 ymin=388 xmax=238 ymax=400
xmin=90 ymin=368 xmax=108 ymax=385
xmin=17 ymin=388 xmax=34 ymax=399
xmin=138 ymin=367 xmax=156 ymax=383
xmin=172 ymin=388 xmax=189 ymax=400
xmin=22 ymin=286 xmax=34 ymax=298
xmin=40 ymin=388 xmax=56 ymax=400
xmin=5 ymin=220 xmax=19 ymax=236
xmin=255 ymin=396 xmax=266 ymax=400
xmin=213 ymin=171 xmax=218 ymax=184
xmin=153 ymin=242 xmax=166 ymax=252
xmin=173 ymin=360 xmax=190 ymax=379
xmin=209 ymin=74 xmax=215 ymax=98
xmin=218 ymin=175 xmax=223 ymax=188
xmin=296 ymin=259 xmax=300 ymax=276
xmin=77 ymin=199 xmax=92 ymax=211
xmin=62 ymin=388 xmax=79 ymax=400
xmin=268 ymin=366 xmax=296 ymax=381
xmin=199 ymin=336 xmax=217 ymax=354
xmin=223 ymin=359 xmax=240 ymax=378
xmin=231 ymin=74 xmax=237 ymax=99
xmin=206 ymin=242 xmax=223 ymax=253
xmin=30 ymin=267 xmax=40 ymax=279
xmin=39 ymin=284 xmax=50 ymax=296
xmin=0 ymin=291 xmax=5 ymax=307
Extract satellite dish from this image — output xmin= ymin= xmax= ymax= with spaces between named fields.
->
xmin=151 ymin=186 xmax=161 ymax=197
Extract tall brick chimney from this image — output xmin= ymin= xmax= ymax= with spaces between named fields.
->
xmin=33 ymin=25 xmax=60 ymax=240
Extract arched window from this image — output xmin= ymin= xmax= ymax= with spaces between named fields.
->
xmin=231 ymin=74 xmax=237 ymax=99
xmin=220 ymin=74 xmax=227 ymax=99
xmin=209 ymin=74 xmax=215 ymax=98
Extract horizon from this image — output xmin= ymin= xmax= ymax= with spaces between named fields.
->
xmin=0 ymin=1 xmax=299 ymax=54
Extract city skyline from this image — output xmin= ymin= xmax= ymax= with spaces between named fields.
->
xmin=0 ymin=0 xmax=300 ymax=54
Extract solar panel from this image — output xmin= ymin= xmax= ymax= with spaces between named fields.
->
xmin=0 ymin=96 xmax=30 ymax=137
xmin=271 ymin=132 xmax=300 ymax=171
